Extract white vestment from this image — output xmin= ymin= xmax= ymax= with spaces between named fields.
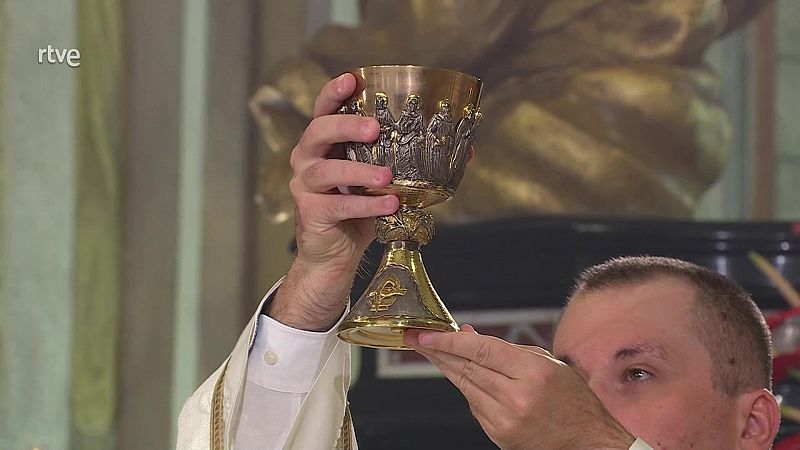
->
xmin=176 ymin=279 xmax=356 ymax=450
xmin=176 ymin=279 xmax=652 ymax=450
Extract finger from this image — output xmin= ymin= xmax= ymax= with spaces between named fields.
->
xmin=415 ymin=345 xmax=511 ymax=402
xmin=314 ymin=73 xmax=356 ymax=118
xmin=299 ymin=192 xmax=399 ymax=224
xmin=467 ymin=145 xmax=476 ymax=162
xmin=461 ymin=324 xmax=477 ymax=333
xmin=416 ymin=331 xmax=529 ymax=379
xmin=414 ymin=345 xmax=505 ymax=412
xmin=301 ymin=160 xmax=392 ymax=193
xmin=513 ymin=344 xmax=548 ymax=355
xmin=513 ymin=344 xmax=565 ymax=364
xmin=293 ymin=115 xmax=379 ymax=169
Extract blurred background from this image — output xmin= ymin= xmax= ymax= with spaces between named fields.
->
xmin=1 ymin=0 xmax=800 ymax=449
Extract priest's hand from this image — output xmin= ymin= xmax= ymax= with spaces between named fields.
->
xmin=268 ymin=73 xmax=399 ymax=331
xmin=405 ymin=326 xmax=636 ymax=450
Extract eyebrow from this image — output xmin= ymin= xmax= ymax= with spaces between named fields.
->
xmin=613 ymin=342 xmax=669 ymax=362
xmin=557 ymin=342 xmax=669 ymax=372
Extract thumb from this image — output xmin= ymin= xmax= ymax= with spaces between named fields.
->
xmin=460 ymin=323 xmax=477 ymax=333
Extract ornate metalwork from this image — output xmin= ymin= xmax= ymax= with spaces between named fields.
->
xmin=424 ymin=99 xmax=456 ymax=185
xmin=447 ymin=103 xmax=482 ymax=190
xmin=375 ymin=206 xmax=435 ymax=246
xmin=341 ymin=99 xmax=372 ymax=164
xmin=368 ymin=274 xmax=408 ymax=312
xmin=337 ymin=66 xmax=482 ymax=349
xmin=344 ymin=92 xmax=481 ymax=194
xmin=374 ymin=92 xmax=396 ymax=170
xmin=396 ymin=94 xmax=423 ymax=179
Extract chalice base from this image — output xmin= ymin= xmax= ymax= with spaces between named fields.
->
xmin=337 ymin=241 xmax=459 ymax=349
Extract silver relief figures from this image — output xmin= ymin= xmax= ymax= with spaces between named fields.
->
xmin=374 ymin=93 xmax=396 ymax=170
xmin=424 ymin=99 xmax=456 ymax=185
xmin=343 ymin=92 xmax=481 ymax=191
xmin=339 ymin=104 xmax=358 ymax=162
xmin=347 ymin=98 xmax=375 ymax=164
xmin=447 ymin=104 xmax=482 ymax=190
xmin=396 ymin=95 xmax=424 ymax=179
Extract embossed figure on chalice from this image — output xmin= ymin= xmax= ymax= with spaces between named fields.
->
xmin=447 ymin=104 xmax=482 ymax=190
xmin=374 ymin=93 xmax=397 ymax=171
xmin=424 ymin=99 xmax=455 ymax=184
xmin=395 ymin=94 xmax=424 ymax=179
xmin=343 ymin=98 xmax=373 ymax=164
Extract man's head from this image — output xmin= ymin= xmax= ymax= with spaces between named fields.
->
xmin=553 ymin=256 xmax=780 ymax=449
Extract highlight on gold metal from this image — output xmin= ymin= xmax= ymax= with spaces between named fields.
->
xmin=337 ymin=66 xmax=481 ymax=350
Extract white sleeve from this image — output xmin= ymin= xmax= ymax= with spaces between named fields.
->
xmin=629 ymin=438 xmax=654 ymax=450
xmin=233 ymin=312 xmax=345 ymax=450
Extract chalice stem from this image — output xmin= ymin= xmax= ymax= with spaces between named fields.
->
xmin=337 ymin=207 xmax=459 ymax=349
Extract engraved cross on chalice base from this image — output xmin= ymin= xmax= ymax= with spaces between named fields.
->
xmin=336 ymin=65 xmax=483 ymax=349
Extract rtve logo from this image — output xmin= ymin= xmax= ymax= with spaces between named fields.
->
xmin=38 ymin=45 xmax=81 ymax=68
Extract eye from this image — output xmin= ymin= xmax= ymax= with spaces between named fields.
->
xmin=625 ymin=368 xmax=653 ymax=382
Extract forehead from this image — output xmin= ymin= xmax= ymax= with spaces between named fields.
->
xmin=553 ymin=276 xmax=699 ymax=355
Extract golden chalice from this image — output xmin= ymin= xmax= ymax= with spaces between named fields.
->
xmin=337 ymin=65 xmax=483 ymax=349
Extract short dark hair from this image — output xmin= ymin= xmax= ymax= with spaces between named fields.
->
xmin=568 ymin=256 xmax=772 ymax=395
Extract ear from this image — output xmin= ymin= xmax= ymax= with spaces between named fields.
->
xmin=739 ymin=388 xmax=781 ymax=449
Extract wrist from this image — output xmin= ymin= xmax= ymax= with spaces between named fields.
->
xmin=577 ymin=419 xmax=636 ymax=450
xmin=267 ymin=257 xmax=353 ymax=332
xmin=569 ymin=394 xmax=636 ymax=450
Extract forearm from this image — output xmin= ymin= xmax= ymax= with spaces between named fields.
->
xmin=268 ymin=256 xmax=356 ymax=332
xmin=570 ymin=406 xmax=637 ymax=450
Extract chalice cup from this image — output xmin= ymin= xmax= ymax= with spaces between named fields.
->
xmin=337 ymin=65 xmax=483 ymax=349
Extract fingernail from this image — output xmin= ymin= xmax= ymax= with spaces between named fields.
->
xmin=384 ymin=196 xmax=397 ymax=211
xmin=336 ymin=73 xmax=348 ymax=92
xmin=418 ymin=333 xmax=434 ymax=347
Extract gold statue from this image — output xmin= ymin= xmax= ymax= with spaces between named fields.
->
xmin=251 ymin=0 xmax=769 ymax=222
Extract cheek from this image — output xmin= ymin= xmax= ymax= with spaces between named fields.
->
xmin=612 ymin=397 xmax=689 ymax=442
xmin=599 ymin=387 xmax=729 ymax=448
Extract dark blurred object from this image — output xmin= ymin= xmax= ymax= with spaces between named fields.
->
xmin=353 ymin=217 xmax=800 ymax=310
xmin=253 ymin=0 xmax=772 ymax=223
xmin=347 ymin=217 xmax=799 ymax=449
